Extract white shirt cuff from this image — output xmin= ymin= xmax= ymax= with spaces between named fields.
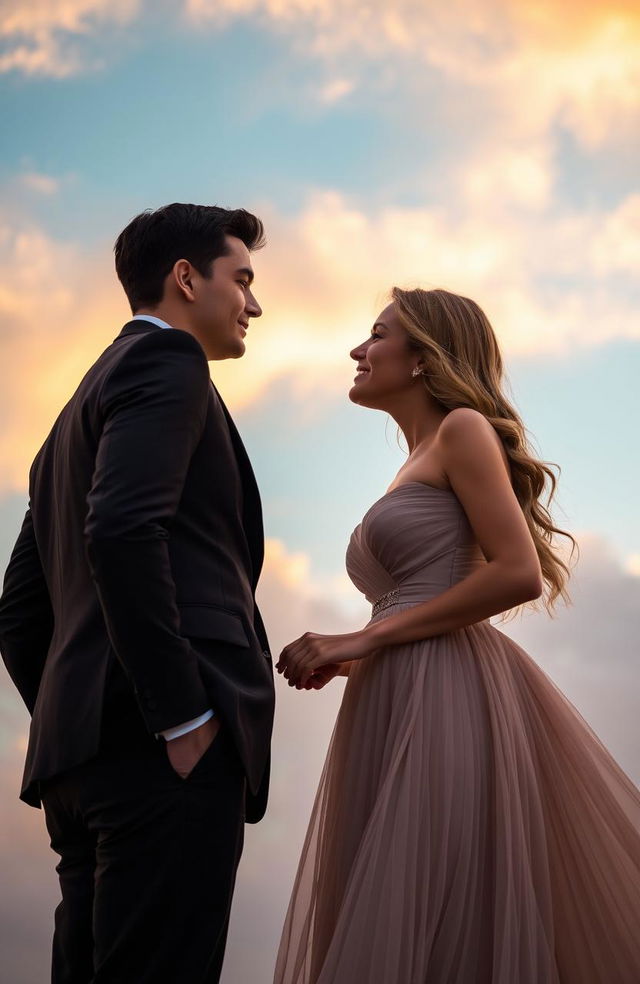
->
xmin=158 ymin=709 xmax=214 ymax=741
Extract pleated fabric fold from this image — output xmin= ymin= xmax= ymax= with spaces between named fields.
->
xmin=274 ymin=620 xmax=640 ymax=984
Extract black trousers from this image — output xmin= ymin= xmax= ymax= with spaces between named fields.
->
xmin=41 ymin=709 xmax=246 ymax=984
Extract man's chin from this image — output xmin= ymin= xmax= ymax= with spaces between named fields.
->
xmin=209 ymin=340 xmax=246 ymax=361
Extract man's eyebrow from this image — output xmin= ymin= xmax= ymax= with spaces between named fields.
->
xmin=236 ymin=266 xmax=254 ymax=284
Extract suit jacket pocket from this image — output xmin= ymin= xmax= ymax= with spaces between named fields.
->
xmin=177 ymin=604 xmax=250 ymax=648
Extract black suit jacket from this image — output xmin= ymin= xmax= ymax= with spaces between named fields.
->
xmin=0 ymin=320 xmax=275 ymax=822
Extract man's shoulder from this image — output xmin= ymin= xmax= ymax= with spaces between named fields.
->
xmin=37 ymin=328 xmax=207 ymax=444
xmin=73 ymin=326 xmax=208 ymax=406
xmin=105 ymin=323 xmax=207 ymax=367
xmin=28 ymin=328 xmax=212 ymax=486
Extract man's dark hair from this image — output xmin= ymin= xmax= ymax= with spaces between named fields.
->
xmin=114 ymin=203 xmax=265 ymax=312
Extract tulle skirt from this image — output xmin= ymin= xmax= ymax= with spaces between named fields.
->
xmin=274 ymin=619 xmax=640 ymax=984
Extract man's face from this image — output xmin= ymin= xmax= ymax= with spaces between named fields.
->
xmin=193 ymin=235 xmax=262 ymax=360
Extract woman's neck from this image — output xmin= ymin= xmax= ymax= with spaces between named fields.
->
xmin=387 ymin=391 xmax=448 ymax=454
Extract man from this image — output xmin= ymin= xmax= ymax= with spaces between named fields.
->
xmin=0 ymin=203 xmax=275 ymax=983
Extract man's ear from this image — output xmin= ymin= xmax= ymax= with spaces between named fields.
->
xmin=173 ymin=259 xmax=195 ymax=303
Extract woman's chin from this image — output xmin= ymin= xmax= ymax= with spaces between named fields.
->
xmin=348 ymin=385 xmax=377 ymax=409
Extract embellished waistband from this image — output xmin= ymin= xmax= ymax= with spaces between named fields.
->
xmin=371 ymin=588 xmax=400 ymax=617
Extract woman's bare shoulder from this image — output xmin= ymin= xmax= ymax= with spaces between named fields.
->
xmin=438 ymin=407 xmax=508 ymax=473
xmin=438 ymin=407 xmax=496 ymax=442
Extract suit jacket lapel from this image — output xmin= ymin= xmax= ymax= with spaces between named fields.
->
xmin=212 ymin=385 xmax=265 ymax=588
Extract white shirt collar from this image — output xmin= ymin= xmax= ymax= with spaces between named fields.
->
xmin=131 ymin=314 xmax=174 ymax=331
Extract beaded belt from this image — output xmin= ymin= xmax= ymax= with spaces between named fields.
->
xmin=371 ymin=588 xmax=400 ymax=617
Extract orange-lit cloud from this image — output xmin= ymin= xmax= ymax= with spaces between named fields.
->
xmin=187 ymin=0 xmax=640 ymax=145
xmin=590 ymin=193 xmax=640 ymax=276
xmin=0 ymin=0 xmax=140 ymax=76
xmin=0 ymin=222 xmax=129 ymax=490
xmin=226 ymin=187 xmax=640 ymax=399
xmin=1 ymin=181 xmax=639 ymax=492
xmin=5 ymin=0 xmax=639 ymax=151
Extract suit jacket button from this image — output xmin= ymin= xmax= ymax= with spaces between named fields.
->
xmin=146 ymin=698 xmax=158 ymax=711
xmin=262 ymin=650 xmax=271 ymax=660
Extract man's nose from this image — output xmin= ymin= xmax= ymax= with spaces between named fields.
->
xmin=246 ymin=292 xmax=262 ymax=318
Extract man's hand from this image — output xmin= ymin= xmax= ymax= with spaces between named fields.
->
xmin=165 ymin=715 xmax=221 ymax=779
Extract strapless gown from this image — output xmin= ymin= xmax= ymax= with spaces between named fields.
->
xmin=274 ymin=483 xmax=640 ymax=984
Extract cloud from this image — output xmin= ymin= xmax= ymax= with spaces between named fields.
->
xmin=590 ymin=193 xmax=640 ymax=276
xmin=316 ymin=76 xmax=355 ymax=105
xmin=258 ymin=537 xmax=368 ymax=642
xmin=506 ymin=5 xmax=640 ymax=149
xmin=627 ymin=555 xmax=640 ymax=577
xmin=460 ymin=143 xmax=555 ymax=211
xmin=17 ymin=172 xmax=61 ymax=196
xmin=0 ymin=741 xmax=59 ymax=984
xmin=217 ymin=187 xmax=640 ymax=407
xmin=1 ymin=175 xmax=639 ymax=492
xmin=0 ymin=660 xmax=59 ymax=984
xmin=0 ymin=220 xmax=129 ymax=492
xmin=3 ymin=0 xmax=639 ymax=153
xmin=0 ymin=0 xmax=140 ymax=76
xmin=186 ymin=0 xmax=640 ymax=148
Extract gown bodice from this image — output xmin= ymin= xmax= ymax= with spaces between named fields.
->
xmin=346 ymin=482 xmax=485 ymax=616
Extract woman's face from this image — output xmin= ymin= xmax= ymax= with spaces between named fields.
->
xmin=349 ymin=302 xmax=419 ymax=409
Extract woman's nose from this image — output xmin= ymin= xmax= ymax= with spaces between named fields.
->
xmin=350 ymin=340 xmax=367 ymax=361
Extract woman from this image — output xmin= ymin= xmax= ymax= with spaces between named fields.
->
xmin=274 ymin=288 xmax=640 ymax=984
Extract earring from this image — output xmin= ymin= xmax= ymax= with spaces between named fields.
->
xmin=411 ymin=367 xmax=424 ymax=378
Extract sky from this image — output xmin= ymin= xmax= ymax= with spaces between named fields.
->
xmin=0 ymin=0 xmax=639 ymax=980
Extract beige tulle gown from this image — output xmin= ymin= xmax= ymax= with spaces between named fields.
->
xmin=274 ymin=482 xmax=640 ymax=984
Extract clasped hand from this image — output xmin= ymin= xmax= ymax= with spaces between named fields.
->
xmin=276 ymin=629 xmax=376 ymax=689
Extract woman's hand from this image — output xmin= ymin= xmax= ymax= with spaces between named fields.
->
xmin=303 ymin=663 xmax=344 ymax=691
xmin=276 ymin=630 xmax=376 ymax=689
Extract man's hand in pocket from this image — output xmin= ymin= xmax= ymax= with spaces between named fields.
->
xmin=165 ymin=716 xmax=221 ymax=779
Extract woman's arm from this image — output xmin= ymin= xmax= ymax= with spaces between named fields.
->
xmin=366 ymin=408 xmax=542 ymax=650
xmin=278 ymin=409 xmax=543 ymax=688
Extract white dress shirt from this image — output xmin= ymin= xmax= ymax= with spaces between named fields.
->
xmin=131 ymin=315 xmax=214 ymax=742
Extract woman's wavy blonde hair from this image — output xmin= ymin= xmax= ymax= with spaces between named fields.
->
xmin=392 ymin=286 xmax=576 ymax=613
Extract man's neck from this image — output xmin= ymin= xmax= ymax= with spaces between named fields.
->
xmin=134 ymin=307 xmax=178 ymax=326
xmin=132 ymin=310 xmax=208 ymax=360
